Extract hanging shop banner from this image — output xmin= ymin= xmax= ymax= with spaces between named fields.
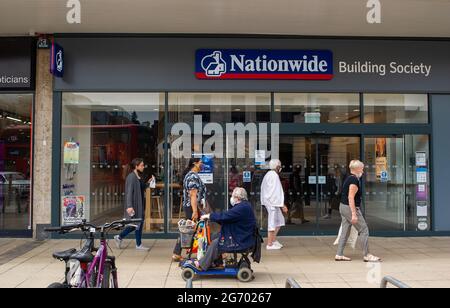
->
xmin=51 ymin=42 xmax=64 ymax=78
xmin=196 ymin=49 xmax=333 ymax=80
xmin=375 ymin=138 xmax=387 ymax=180
xmin=63 ymin=141 xmax=80 ymax=164
xmin=62 ymin=195 xmax=86 ymax=225
xmin=0 ymin=38 xmax=34 ymax=89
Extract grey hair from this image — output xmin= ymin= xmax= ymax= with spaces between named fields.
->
xmin=349 ymin=160 xmax=365 ymax=170
xmin=269 ymin=159 xmax=282 ymax=171
xmin=232 ymin=187 xmax=248 ymax=201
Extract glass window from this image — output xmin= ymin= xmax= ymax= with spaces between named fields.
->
xmin=167 ymin=93 xmax=271 ymax=232
xmin=0 ymin=94 xmax=33 ymax=231
xmin=364 ymin=94 xmax=428 ymax=123
xmin=274 ymin=93 xmax=360 ymax=123
xmin=364 ymin=135 xmax=431 ymax=232
xmin=61 ymin=93 xmax=165 ymax=233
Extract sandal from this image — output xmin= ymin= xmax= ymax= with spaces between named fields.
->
xmin=172 ymin=255 xmax=184 ymax=262
xmin=335 ymin=255 xmax=352 ymax=262
xmin=364 ymin=254 xmax=382 ymax=263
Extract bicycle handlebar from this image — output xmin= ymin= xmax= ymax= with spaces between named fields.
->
xmin=44 ymin=218 xmax=143 ymax=234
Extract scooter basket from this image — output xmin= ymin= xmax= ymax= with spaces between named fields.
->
xmin=178 ymin=220 xmax=196 ymax=249
xmin=180 ymin=230 xmax=195 ymax=248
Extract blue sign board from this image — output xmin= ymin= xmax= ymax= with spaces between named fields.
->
xmin=196 ymin=49 xmax=333 ymax=80
xmin=243 ymin=171 xmax=252 ymax=183
xmin=51 ymin=42 xmax=64 ymax=78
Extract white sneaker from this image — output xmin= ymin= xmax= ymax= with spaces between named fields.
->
xmin=114 ymin=235 xmax=123 ymax=249
xmin=136 ymin=245 xmax=150 ymax=251
xmin=273 ymin=241 xmax=284 ymax=248
xmin=266 ymin=244 xmax=282 ymax=250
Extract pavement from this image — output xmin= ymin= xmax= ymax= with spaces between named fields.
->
xmin=0 ymin=236 xmax=450 ymax=288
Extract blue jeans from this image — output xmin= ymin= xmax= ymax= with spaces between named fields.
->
xmin=119 ymin=221 xmax=144 ymax=247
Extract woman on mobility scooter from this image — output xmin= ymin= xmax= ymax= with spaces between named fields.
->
xmin=181 ymin=187 xmax=262 ymax=283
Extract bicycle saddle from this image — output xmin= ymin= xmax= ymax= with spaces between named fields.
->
xmin=70 ymin=248 xmax=94 ymax=263
xmin=52 ymin=248 xmax=77 ymax=261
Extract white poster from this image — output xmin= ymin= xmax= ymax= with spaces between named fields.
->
xmin=415 ymin=152 xmax=427 ymax=167
xmin=198 ymin=173 xmax=213 ymax=184
xmin=318 ymin=176 xmax=326 ymax=184
xmin=416 ymin=168 xmax=428 ymax=184
xmin=255 ymin=150 xmax=266 ymax=165
xmin=417 ymin=204 xmax=428 ymax=217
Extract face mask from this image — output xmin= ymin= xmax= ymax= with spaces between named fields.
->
xmin=230 ymin=197 xmax=236 ymax=207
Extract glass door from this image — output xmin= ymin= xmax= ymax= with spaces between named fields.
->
xmin=279 ymin=136 xmax=360 ymax=233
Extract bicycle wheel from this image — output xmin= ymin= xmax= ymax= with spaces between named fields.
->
xmin=102 ymin=262 xmax=118 ymax=288
xmin=47 ymin=282 xmax=66 ymax=288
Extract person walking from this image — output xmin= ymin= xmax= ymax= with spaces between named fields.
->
xmin=335 ymin=160 xmax=381 ymax=262
xmin=261 ymin=159 xmax=288 ymax=250
xmin=114 ymin=158 xmax=153 ymax=251
xmin=172 ymin=157 xmax=206 ymax=262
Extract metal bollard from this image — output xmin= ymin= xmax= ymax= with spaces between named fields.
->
xmin=186 ymin=278 xmax=193 ymax=288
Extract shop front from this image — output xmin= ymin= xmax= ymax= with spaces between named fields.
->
xmin=0 ymin=37 xmax=35 ymax=237
xmin=50 ymin=36 xmax=450 ymax=237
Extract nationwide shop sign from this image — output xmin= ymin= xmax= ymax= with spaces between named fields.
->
xmin=0 ymin=38 xmax=34 ymax=89
xmin=51 ymin=42 xmax=64 ymax=78
xmin=196 ymin=49 xmax=333 ymax=80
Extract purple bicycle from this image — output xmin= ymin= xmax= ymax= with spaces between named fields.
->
xmin=45 ymin=218 xmax=142 ymax=288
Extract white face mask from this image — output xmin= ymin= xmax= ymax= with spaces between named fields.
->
xmin=230 ymin=197 xmax=237 ymax=206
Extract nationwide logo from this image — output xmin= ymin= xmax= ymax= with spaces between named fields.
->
xmin=196 ymin=49 xmax=333 ymax=80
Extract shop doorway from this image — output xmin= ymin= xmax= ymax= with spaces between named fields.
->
xmin=278 ymin=136 xmax=360 ymax=234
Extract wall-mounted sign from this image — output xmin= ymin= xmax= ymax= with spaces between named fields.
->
xmin=37 ymin=38 xmax=51 ymax=49
xmin=380 ymin=170 xmax=389 ymax=183
xmin=196 ymin=49 xmax=333 ymax=80
xmin=243 ymin=171 xmax=252 ymax=183
xmin=0 ymin=38 xmax=34 ymax=89
xmin=51 ymin=42 xmax=64 ymax=78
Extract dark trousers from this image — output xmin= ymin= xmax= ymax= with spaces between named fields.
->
xmin=173 ymin=206 xmax=193 ymax=255
xmin=119 ymin=220 xmax=144 ymax=247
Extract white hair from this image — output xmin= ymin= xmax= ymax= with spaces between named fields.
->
xmin=269 ymin=159 xmax=282 ymax=171
xmin=349 ymin=160 xmax=364 ymax=170
xmin=232 ymin=187 xmax=248 ymax=201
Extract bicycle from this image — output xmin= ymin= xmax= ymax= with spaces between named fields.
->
xmin=45 ymin=218 xmax=142 ymax=288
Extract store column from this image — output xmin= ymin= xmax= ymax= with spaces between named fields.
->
xmin=33 ymin=47 xmax=53 ymax=240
